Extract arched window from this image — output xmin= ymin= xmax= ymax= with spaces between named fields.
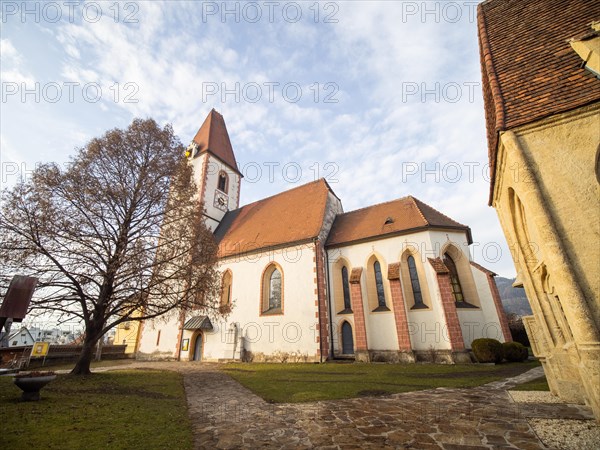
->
xmin=269 ymin=269 xmax=282 ymax=310
xmin=220 ymin=271 xmax=232 ymax=306
xmin=217 ymin=171 xmax=228 ymax=193
xmin=443 ymin=253 xmax=465 ymax=303
xmin=373 ymin=260 xmax=387 ymax=309
xmin=262 ymin=264 xmax=283 ymax=314
xmin=342 ymin=266 xmax=352 ymax=311
xmin=407 ymin=255 xmax=426 ymax=309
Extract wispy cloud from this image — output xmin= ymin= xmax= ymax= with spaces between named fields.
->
xmin=1 ymin=1 xmax=512 ymax=275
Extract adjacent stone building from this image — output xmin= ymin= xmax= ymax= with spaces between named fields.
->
xmin=478 ymin=0 xmax=600 ymax=418
xmin=134 ymin=109 xmax=511 ymax=364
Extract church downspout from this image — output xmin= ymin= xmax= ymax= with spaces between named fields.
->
xmin=314 ymin=239 xmax=328 ymax=363
xmin=325 ymin=249 xmax=334 ymax=359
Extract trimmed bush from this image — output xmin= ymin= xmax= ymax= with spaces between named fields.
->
xmin=472 ymin=338 xmax=503 ymax=363
xmin=507 ymin=313 xmax=530 ymax=347
xmin=502 ymin=341 xmax=528 ymax=362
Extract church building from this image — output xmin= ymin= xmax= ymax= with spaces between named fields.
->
xmin=136 ymin=109 xmax=511 ymax=363
xmin=478 ymin=0 xmax=600 ymax=417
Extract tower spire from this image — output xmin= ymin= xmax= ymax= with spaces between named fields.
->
xmin=187 ymin=110 xmax=242 ymax=231
xmin=188 ymin=109 xmax=240 ymax=175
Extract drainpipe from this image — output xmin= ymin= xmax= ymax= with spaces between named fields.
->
xmin=315 ymin=239 xmax=335 ymax=362
xmin=325 ymin=248 xmax=335 ymax=359
xmin=314 ymin=240 xmax=322 ymax=362
xmin=231 ymin=322 xmax=238 ymax=360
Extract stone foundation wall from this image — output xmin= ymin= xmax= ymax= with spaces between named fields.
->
xmin=135 ymin=351 xmax=178 ymax=361
xmin=367 ymin=350 xmax=416 ymax=363
xmin=413 ymin=349 xmax=473 ymax=364
xmin=241 ymin=351 xmax=320 ymax=363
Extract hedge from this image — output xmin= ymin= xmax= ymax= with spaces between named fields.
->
xmin=472 ymin=338 xmax=503 ymax=363
xmin=502 ymin=341 xmax=528 ymax=362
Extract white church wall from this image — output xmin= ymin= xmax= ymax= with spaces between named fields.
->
xmin=201 ymin=242 xmax=320 ymax=361
xmin=328 ymin=229 xmax=491 ymax=353
xmin=327 ymin=230 xmax=453 ymax=353
xmin=328 ymin=242 xmax=397 ymax=353
xmin=460 ymin=266 xmax=508 ymax=346
xmin=401 ymin=230 xmax=453 ymax=351
xmin=428 ymin=230 xmax=506 ymax=348
xmin=137 ymin=308 xmax=182 ymax=359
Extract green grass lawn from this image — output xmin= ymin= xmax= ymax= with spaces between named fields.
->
xmin=0 ymin=370 xmax=193 ymax=449
xmin=511 ymin=375 xmax=550 ymax=391
xmin=222 ymin=360 xmax=540 ymax=403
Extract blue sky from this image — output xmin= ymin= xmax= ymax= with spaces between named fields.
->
xmin=0 ymin=1 xmax=516 ymax=277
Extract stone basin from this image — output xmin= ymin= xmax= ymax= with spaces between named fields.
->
xmin=13 ymin=374 xmax=57 ymax=401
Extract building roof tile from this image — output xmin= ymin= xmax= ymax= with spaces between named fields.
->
xmin=192 ymin=109 xmax=241 ymax=174
xmin=325 ymin=196 xmax=471 ymax=247
xmin=478 ymin=0 xmax=600 ymax=204
xmin=428 ymin=257 xmax=449 ymax=274
xmin=214 ymin=179 xmax=334 ymax=258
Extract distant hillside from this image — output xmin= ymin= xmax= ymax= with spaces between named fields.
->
xmin=494 ymin=276 xmax=533 ymax=316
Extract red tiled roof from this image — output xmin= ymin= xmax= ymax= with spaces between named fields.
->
xmin=478 ymin=0 xmax=600 ymax=204
xmin=214 ymin=179 xmax=335 ymax=258
xmin=192 ymin=109 xmax=241 ymax=174
xmin=326 ymin=196 xmax=471 ymax=248
xmin=428 ymin=258 xmax=449 ymax=274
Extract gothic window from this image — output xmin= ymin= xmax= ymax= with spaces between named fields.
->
xmin=443 ymin=253 xmax=465 ymax=303
xmin=407 ymin=255 xmax=426 ymax=309
xmin=262 ymin=264 xmax=283 ymax=314
xmin=342 ymin=266 xmax=352 ymax=311
xmin=269 ymin=270 xmax=282 ymax=309
xmin=220 ymin=271 xmax=232 ymax=306
xmin=373 ymin=260 xmax=387 ymax=309
xmin=217 ymin=171 xmax=228 ymax=193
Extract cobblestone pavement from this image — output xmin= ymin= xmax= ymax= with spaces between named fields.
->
xmin=94 ymin=362 xmax=595 ymax=449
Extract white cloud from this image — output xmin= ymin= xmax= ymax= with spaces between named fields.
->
xmin=1 ymin=39 xmax=19 ymax=61
xmin=0 ymin=39 xmax=35 ymax=84
xmin=0 ymin=1 xmax=515 ymax=276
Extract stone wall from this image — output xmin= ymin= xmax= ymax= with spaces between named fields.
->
xmin=492 ymin=103 xmax=600 ymax=419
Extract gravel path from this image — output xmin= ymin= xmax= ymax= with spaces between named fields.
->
xmin=65 ymin=361 xmax=598 ymax=449
xmin=508 ymin=388 xmax=598 ymax=449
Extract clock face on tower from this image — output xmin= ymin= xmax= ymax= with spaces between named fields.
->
xmin=214 ymin=190 xmax=228 ymax=212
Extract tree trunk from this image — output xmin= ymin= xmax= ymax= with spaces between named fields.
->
xmin=71 ymin=334 xmax=98 ymax=375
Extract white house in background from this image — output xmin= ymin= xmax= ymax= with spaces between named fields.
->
xmin=8 ymin=327 xmax=35 ymax=347
xmin=136 ymin=110 xmax=512 ymax=363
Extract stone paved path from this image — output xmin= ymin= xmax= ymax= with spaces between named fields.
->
xmin=88 ymin=362 xmax=595 ymax=449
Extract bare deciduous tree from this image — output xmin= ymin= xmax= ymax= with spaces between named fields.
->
xmin=0 ymin=118 xmax=220 ymax=375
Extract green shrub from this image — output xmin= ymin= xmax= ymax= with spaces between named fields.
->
xmin=502 ymin=341 xmax=528 ymax=362
xmin=471 ymin=338 xmax=503 ymax=363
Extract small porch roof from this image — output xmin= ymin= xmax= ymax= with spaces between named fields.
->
xmin=183 ymin=316 xmax=213 ymax=331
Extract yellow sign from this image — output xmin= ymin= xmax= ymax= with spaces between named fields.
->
xmin=31 ymin=341 xmax=50 ymax=357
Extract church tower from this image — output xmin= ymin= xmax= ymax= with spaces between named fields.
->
xmin=185 ymin=110 xmax=242 ymax=231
